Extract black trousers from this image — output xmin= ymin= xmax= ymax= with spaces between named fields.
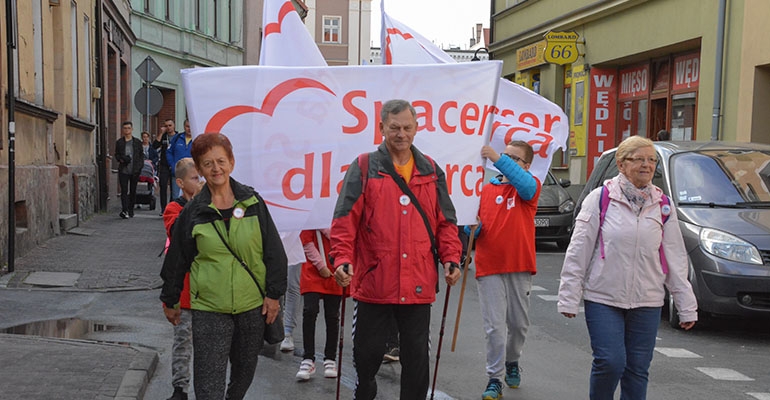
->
xmin=158 ymin=163 xmax=171 ymax=211
xmin=191 ymin=308 xmax=264 ymax=400
xmin=302 ymin=292 xmax=342 ymax=361
xmin=353 ymin=301 xmax=431 ymax=400
xmin=118 ymin=172 xmax=138 ymax=214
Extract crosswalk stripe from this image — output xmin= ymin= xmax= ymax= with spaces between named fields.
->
xmin=537 ymin=295 xmax=559 ymax=301
xmin=654 ymin=347 xmax=702 ymax=358
xmin=531 ymin=285 xmax=547 ymax=291
xmin=695 ymin=367 xmax=754 ymax=381
xmin=747 ymin=393 xmax=770 ymax=400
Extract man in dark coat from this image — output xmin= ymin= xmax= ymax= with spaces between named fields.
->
xmin=115 ymin=121 xmax=145 ymax=218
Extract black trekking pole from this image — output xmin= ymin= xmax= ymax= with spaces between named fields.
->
xmin=336 ymin=264 xmax=350 ymax=400
xmin=430 ymin=263 xmax=458 ymax=400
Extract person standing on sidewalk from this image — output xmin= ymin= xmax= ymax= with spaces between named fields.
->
xmin=160 ymin=133 xmax=288 ymax=400
xmin=331 ymin=99 xmax=463 ymax=400
xmin=115 ymin=121 xmax=144 ymax=219
xmin=294 ymin=229 xmax=342 ymax=381
xmin=161 ymin=158 xmax=203 ymax=400
xmin=468 ymin=141 xmax=541 ymax=400
xmin=167 ymin=120 xmax=192 ymax=201
xmin=153 ymin=124 xmax=174 ymax=214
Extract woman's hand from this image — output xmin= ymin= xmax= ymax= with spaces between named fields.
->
xmin=561 ymin=312 xmax=576 ymax=318
xmin=680 ymin=321 xmax=696 ymax=330
xmin=319 ymin=266 xmax=332 ymax=279
xmin=164 ymin=306 xmax=181 ymax=326
xmin=262 ymin=297 xmax=281 ymax=324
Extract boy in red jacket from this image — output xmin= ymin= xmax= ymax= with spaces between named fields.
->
xmin=162 ymin=158 xmax=202 ymax=400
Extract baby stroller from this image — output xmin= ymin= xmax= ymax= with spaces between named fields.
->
xmin=135 ymin=160 xmax=157 ymax=210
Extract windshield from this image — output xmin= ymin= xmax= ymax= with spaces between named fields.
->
xmin=672 ymin=149 xmax=770 ymax=205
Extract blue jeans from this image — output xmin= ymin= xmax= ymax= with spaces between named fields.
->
xmin=584 ymin=300 xmax=661 ymax=400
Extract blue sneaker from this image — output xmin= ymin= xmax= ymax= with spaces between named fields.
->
xmin=505 ymin=361 xmax=521 ymax=388
xmin=482 ymin=378 xmax=503 ymax=400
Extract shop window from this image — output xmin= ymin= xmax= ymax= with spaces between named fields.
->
xmin=670 ymin=93 xmax=696 ymax=140
xmin=618 ymin=99 xmax=648 ymax=142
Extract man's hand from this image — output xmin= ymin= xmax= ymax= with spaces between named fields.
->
xmin=443 ymin=262 xmax=462 ymax=286
xmin=156 ymin=126 xmax=166 ymax=141
xmin=334 ymin=264 xmax=353 ymax=287
xmin=163 ymin=305 xmax=181 ymax=326
xmin=561 ymin=312 xmax=576 ymax=318
xmin=481 ymin=145 xmax=501 ymax=163
xmin=262 ymin=297 xmax=281 ymax=324
xmin=680 ymin=320 xmax=696 ymax=330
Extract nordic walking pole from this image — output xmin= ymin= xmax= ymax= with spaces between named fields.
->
xmin=336 ymin=264 xmax=350 ymax=400
xmin=430 ymin=263 xmax=458 ymax=400
xmin=451 ymin=226 xmax=477 ymax=352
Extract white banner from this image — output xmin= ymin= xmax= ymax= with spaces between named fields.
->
xmin=182 ymin=62 xmax=502 ymax=231
xmin=381 ymin=6 xmax=569 ymax=182
xmin=260 ymin=0 xmax=326 ymax=67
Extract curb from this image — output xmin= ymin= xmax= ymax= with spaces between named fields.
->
xmin=116 ymin=350 xmax=159 ymax=400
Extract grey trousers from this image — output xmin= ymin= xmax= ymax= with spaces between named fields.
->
xmin=171 ymin=308 xmax=192 ymax=390
xmin=283 ymin=263 xmax=302 ymax=336
xmin=191 ymin=308 xmax=264 ymax=400
xmin=477 ymin=272 xmax=532 ymax=381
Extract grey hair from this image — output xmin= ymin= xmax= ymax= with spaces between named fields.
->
xmin=380 ymin=99 xmax=416 ymax=121
xmin=616 ymin=135 xmax=654 ymax=162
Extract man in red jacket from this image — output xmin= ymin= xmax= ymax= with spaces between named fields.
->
xmin=331 ymin=99 xmax=462 ymax=400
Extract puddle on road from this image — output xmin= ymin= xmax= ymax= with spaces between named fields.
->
xmin=1 ymin=318 xmax=115 ymax=340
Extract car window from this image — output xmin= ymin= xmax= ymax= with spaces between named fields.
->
xmin=543 ymin=172 xmax=557 ymax=185
xmin=672 ymin=152 xmax=744 ymax=204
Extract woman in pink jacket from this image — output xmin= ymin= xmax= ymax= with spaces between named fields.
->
xmin=558 ymin=135 xmax=697 ymax=400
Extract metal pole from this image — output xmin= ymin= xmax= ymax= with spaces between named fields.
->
xmin=710 ymin=0 xmax=726 ymax=141
xmin=6 ymin=0 xmax=18 ymax=272
xmin=145 ymin=57 xmax=151 ymax=133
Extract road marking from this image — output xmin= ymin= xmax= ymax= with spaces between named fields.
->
xmin=695 ymin=367 xmax=754 ymax=381
xmin=531 ymin=285 xmax=547 ymax=291
xmin=537 ymin=295 xmax=559 ymax=301
xmin=655 ymin=347 xmax=702 ymax=358
xmin=747 ymin=393 xmax=770 ymax=400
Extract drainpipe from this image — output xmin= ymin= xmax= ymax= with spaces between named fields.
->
xmin=6 ymin=0 xmax=18 ymax=272
xmin=95 ymin=2 xmax=107 ymax=211
xmin=489 ymin=0 xmax=494 ymax=60
xmin=711 ymin=0 xmax=726 ymax=141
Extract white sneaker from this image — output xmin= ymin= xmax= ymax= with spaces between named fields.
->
xmin=323 ymin=359 xmax=338 ymax=378
xmin=280 ymin=335 xmax=294 ymax=352
xmin=296 ymin=359 xmax=316 ymax=381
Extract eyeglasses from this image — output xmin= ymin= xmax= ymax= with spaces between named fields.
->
xmin=625 ymin=156 xmax=658 ymax=165
xmin=505 ymin=154 xmax=528 ymax=164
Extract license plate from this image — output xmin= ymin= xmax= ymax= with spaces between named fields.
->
xmin=534 ymin=218 xmax=549 ymax=227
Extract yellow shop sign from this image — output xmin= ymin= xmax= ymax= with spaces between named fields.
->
xmin=544 ymin=31 xmax=580 ymax=65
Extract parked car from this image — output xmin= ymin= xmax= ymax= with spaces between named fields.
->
xmin=477 ymin=169 xmax=575 ymax=250
xmin=535 ymin=171 xmax=575 ymax=250
xmin=575 ymin=141 xmax=770 ymax=326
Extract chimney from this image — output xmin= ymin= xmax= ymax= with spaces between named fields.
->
xmin=476 ymin=23 xmax=483 ymax=46
xmin=470 ymin=27 xmax=476 ymax=47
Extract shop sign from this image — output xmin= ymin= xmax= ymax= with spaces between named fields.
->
xmin=672 ymin=52 xmax=700 ymax=91
xmin=587 ymin=68 xmax=618 ymax=177
xmin=516 ymin=41 xmax=546 ymax=71
xmin=569 ymin=65 xmax=589 ymax=157
xmin=544 ymin=31 xmax=580 ymax=65
xmin=618 ymin=64 xmax=649 ymax=100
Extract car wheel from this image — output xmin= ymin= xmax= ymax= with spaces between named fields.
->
xmin=556 ymin=239 xmax=569 ymax=251
xmin=668 ymin=295 xmax=681 ymax=329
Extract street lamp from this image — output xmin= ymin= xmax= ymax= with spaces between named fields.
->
xmin=471 ymin=47 xmax=489 ymax=61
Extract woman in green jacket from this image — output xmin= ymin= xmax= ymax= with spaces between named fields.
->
xmin=160 ymin=132 xmax=287 ymax=400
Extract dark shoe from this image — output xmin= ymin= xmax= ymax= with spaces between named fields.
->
xmin=119 ymin=211 xmax=128 ymax=219
xmin=166 ymin=386 xmax=187 ymax=400
xmin=383 ymin=347 xmax=399 ymax=363
xmin=128 ymin=211 xmax=134 ymax=218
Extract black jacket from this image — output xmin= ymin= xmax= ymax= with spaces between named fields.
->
xmin=115 ymin=137 xmax=144 ymax=176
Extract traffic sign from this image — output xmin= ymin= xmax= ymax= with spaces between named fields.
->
xmin=134 ymin=86 xmax=163 ymax=116
xmin=136 ymin=56 xmax=162 ymax=83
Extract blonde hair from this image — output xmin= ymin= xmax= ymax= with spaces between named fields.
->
xmin=175 ymin=157 xmax=197 ymax=179
xmin=616 ymin=136 xmax=654 ymax=162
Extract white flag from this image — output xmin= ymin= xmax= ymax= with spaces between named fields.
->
xmin=260 ymin=0 xmax=326 ymax=67
xmin=380 ymin=3 xmax=569 ymax=182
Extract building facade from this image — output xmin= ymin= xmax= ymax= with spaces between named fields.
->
xmin=1 ymin=0 xmax=109 ymax=265
xmin=304 ymin=0 xmax=371 ymax=65
xmin=129 ymin=0 xmax=245 ymax=135
xmin=491 ymin=0 xmax=770 ymax=183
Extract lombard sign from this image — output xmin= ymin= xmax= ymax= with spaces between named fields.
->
xmin=544 ymin=31 xmax=580 ymax=65
xmin=516 ymin=41 xmax=546 ymax=71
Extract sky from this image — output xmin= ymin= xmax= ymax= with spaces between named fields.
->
xmin=370 ymin=0 xmax=491 ymax=50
